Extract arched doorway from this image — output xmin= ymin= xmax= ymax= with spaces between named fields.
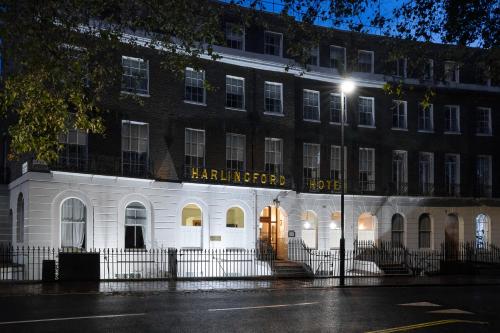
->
xmin=358 ymin=212 xmax=376 ymax=244
xmin=301 ymin=210 xmax=318 ymax=249
xmin=391 ymin=213 xmax=405 ymax=246
xmin=259 ymin=205 xmax=288 ymax=260
xmin=445 ymin=213 xmax=459 ymax=260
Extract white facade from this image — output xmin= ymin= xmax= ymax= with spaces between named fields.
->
xmin=6 ymin=171 xmax=500 ymax=251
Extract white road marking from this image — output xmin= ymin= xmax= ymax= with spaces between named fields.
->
xmin=0 ymin=313 xmax=146 ymax=325
xmin=208 ymin=302 xmax=318 ymax=312
xmin=398 ymin=302 xmax=441 ymax=307
xmin=428 ymin=309 xmax=474 ymax=315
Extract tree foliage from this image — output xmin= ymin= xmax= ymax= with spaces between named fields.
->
xmin=0 ymin=0 xmax=498 ymax=162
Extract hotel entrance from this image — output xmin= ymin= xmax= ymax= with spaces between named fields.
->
xmin=259 ymin=205 xmax=288 ymax=260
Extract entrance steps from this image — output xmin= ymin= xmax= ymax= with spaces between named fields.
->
xmin=274 ymin=261 xmax=313 ymax=279
xmin=378 ymin=262 xmax=411 ymax=276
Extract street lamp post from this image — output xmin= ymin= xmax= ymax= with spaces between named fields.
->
xmin=339 ymin=80 xmax=355 ymax=286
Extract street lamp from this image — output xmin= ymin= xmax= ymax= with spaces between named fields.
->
xmin=339 ymin=79 xmax=355 ymax=286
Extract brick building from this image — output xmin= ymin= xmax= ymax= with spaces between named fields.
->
xmin=0 ymin=10 xmax=499 ymax=260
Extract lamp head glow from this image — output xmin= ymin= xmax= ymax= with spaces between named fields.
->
xmin=341 ymin=80 xmax=355 ymax=94
xmin=303 ymin=221 xmax=311 ymax=230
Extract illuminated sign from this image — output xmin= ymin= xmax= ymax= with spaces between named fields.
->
xmin=307 ymin=179 xmax=342 ymax=192
xmin=189 ymin=168 xmax=287 ymax=187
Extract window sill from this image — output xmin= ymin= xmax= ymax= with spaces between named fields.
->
xmin=476 ymin=133 xmax=492 ymax=137
xmin=264 ymin=111 xmax=285 ymax=117
xmin=184 ymin=100 xmax=207 ymax=107
xmin=121 ymin=91 xmax=150 ymax=98
xmin=303 ymin=119 xmax=321 ymax=123
xmin=329 ymin=122 xmax=349 ymax=126
xmin=124 ymin=248 xmax=148 ymax=252
xmin=225 ymin=107 xmax=246 ymax=112
xmin=391 ymin=127 xmax=408 ymax=131
xmin=358 ymin=124 xmax=376 ymax=129
xmin=444 ymin=131 xmax=461 ymax=135
xmin=417 ymin=129 xmax=435 ymax=134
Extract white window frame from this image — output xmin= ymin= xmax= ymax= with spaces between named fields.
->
xmin=418 ymin=103 xmax=434 ymax=132
xmin=264 ymin=81 xmax=283 ymax=115
xmin=329 ymin=93 xmax=347 ymax=125
xmin=185 ymin=128 xmax=206 ymax=172
xmin=392 ymin=100 xmax=408 ymax=130
xmin=419 ymin=152 xmax=434 ymax=195
xmin=264 ymin=31 xmax=283 ymax=57
xmin=303 ymin=89 xmax=320 ymax=122
xmin=358 ymin=96 xmax=375 ymax=128
xmin=184 ymin=67 xmax=206 ymax=105
xmin=444 ymin=105 xmax=461 ymax=134
xmin=444 ymin=153 xmax=460 ymax=196
xmin=476 ymin=107 xmax=492 ymax=136
xmin=359 ymin=147 xmax=375 ymax=192
xmin=225 ymin=23 xmax=245 ymax=50
xmin=303 ymin=143 xmax=321 ymax=185
xmin=444 ymin=61 xmax=460 ymax=83
xmin=121 ymin=120 xmax=149 ymax=176
xmin=330 ymin=45 xmax=346 ymax=72
xmin=392 ymin=150 xmax=408 ymax=193
xmin=121 ymin=56 xmax=149 ymax=96
xmin=225 ymin=75 xmax=245 ymax=111
xmin=358 ymin=50 xmax=374 ymax=74
xmin=395 ymin=57 xmax=407 ymax=78
xmin=226 ymin=133 xmax=246 ymax=172
xmin=330 ymin=145 xmax=347 ymax=184
xmin=264 ymin=137 xmax=283 ymax=174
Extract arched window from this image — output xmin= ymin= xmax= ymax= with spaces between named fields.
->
xmin=16 ymin=193 xmax=24 ymax=243
xmin=125 ymin=202 xmax=147 ymax=249
xmin=475 ymin=214 xmax=490 ymax=248
xmin=418 ymin=213 xmax=431 ymax=249
xmin=391 ymin=214 xmax=404 ymax=246
xmin=329 ymin=211 xmax=341 ymax=249
xmin=358 ymin=212 xmax=375 ymax=243
xmin=61 ymin=198 xmax=86 ymax=248
xmin=301 ymin=210 xmax=318 ymax=249
xmin=182 ymin=204 xmax=202 ymax=226
xmin=226 ymin=207 xmax=244 ymax=228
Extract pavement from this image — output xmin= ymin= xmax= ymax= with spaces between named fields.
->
xmin=0 ymin=275 xmax=499 ymax=296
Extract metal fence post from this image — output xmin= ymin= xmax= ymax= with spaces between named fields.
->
xmin=168 ymin=248 xmax=177 ymax=280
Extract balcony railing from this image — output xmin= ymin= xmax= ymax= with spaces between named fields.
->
xmin=418 ymin=182 xmax=434 ymax=196
xmin=359 ymin=180 xmax=376 ymax=193
xmin=474 ymin=185 xmax=492 ymax=198
xmin=389 ymin=182 xmax=408 ymax=195
xmin=443 ymin=184 xmax=461 ymax=197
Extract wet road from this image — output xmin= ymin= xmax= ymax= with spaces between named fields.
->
xmin=0 ymin=285 xmax=498 ymax=332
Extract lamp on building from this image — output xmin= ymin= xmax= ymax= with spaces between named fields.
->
xmin=340 ymin=79 xmax=355 ymax=286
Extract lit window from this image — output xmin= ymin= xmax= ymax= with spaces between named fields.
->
xmin=391 ymin=214 xmax=404 ymax=246
xmin=61 ymin=198 xmax=86 ymax=249
xmin=330 ymin=46 xmax=346 ymax=72
xmin=419 ymin=152 xmax=434 ymax=195
xmin=303 ymin=143 xmax=320 ymax=187
xmin=392 ymin=100 xmax=407 ymax=129
xmin=444 ymin=154 xmax=460 ymax=196
xmin=185 ymin=68 xmax=205 ymax=104
xmin=301 ymin=211 xmax=318 ymax=249
xmin=475 ymin=214 xmax=490 ymax=248
xmin=122 ymin=121 xmax=149 ymax=177
xmin=264 ymin=31 xmax=282 ymax=56
xmin=185 ymin=128 xmax=205 ymax=175
xmin=359 ymin=148 xmax=375 ymax=192
xmin=226 ymin=133 xmax=245 ymax=172
xmin=418 ymin=103 xmax=434 ymax=131
xmin=303 ymin=90 xmax=320 ymax=121
xmin=121 ymin=56 xmax=149 ymax=95
xmin=358 ymin=97 xmax=375 ymax=127
xmin=265 ymin=137 xmax=283 ymax=174
xmin=329 ymin=93 xmax=346 ymax=124
xmin=476 ymin=155 xmax=492 ymax=197
xmin=125 ymin=203 xmax=146 ymax=249
xmin=226 ymin=207 xmax=244 ymax=228
xmin=225 ymin=23 xmax=244 ymax=50
xmin=444 ymin=105 xmax=460 ymax=133
xmin=358 ymin=50 xmax=374 ymax=73
xmin=264 ymin=82 xmax=283 ymax=114
xmin=418 ymin=214 xmax=432 ymax=249
xmin=476 ymin=107 xmax=492 ymax=135
xmin=16 ymin=193 xmax=24 ymax=243
xmin=226 ymin=76 xmax=245 ymax=109
xmin=444 ymin=61 xmax=459 ymax=83
xmin=357 ymin=212 xmax=375 ymax=243
xmin=182 ymin=204 xmax=202 ymax=227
